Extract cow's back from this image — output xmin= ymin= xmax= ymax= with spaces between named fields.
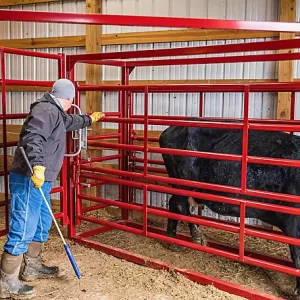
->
xmin=159 ymin=120 xmax=300 ymax=202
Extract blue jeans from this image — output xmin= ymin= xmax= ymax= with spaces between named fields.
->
xmin=4 ymin=172 xmax=53 ymax=256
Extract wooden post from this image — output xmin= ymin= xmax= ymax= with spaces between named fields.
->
xmin=273 ymin=0 xmax=296 ymax=231
xmin=277 ymin=0 xmax=296 ymax=120
xmin=86 ymin=0 xmax=102 ymax=200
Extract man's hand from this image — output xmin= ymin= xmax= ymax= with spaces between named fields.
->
xmin=90 ymin=112 xmax=105 ymax=123
xmin=31 ymin=166 xmax=46 ymax=189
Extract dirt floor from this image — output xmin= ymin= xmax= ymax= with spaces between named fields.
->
xmin=0 ymin=233 xmax=246 ymax=300
xmin=81 ymin=208 xmax=296 ymax=299
xmin=0 ymin=209 xmax=245 ymax=300
xmin=0 ymin=206 xmax=295 ymax=300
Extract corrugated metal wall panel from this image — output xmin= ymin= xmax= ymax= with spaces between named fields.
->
xmin=1 ymin=1 xmax=86 ymax=39
xmin=102 ymin=0 xmax=278 ymax=34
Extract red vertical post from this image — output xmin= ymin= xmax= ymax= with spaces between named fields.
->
xmin=290 ymin=91 xmax=295 ymax=135
xmin=128 ymin=91 xmax=134 ymax=159
xmin=60 ymin=158 xmax=68 ymax=225
xmin=199 ymin=92 xmax=203 ymax=117
xmin=58 ymin=53 xmax=68 ymax=225
xmin=118 ymin=90 xmax=123 ymax=205
xmin=144 ymin=86 xmax=149 ymax=176
xmin=121 ymin=67 xmax=130 ymax=220
xmin=67 ymin=67 xmax=76 ymax=238
xmin=58 ymin=53 xmax=66 ymax=78
xmin=198 ymin=92 xmax=204 ymax=218
xmin=75 ymin=86 xmax=82 ymax=226
xmin=241 ymin=85 xmax=249 ymax=192
xmin=143 ymin=185 xmax=148 ymax=236
xmin=239 ymin=201 xmax=246 ymax=262
xmin=143 ymin=87 xmax=149 ymax=235
xmin=128 ymin=91 xmax=134 ymax=204
xmin=1 ymin=49 xmax=9 ymax=233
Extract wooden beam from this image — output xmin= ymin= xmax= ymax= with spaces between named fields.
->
xmin=0 ymin=193 xmax=10 ymax=201
xmin=0 ymin=124 xmax=22 ymax=133
xmin=0 ymin=128 xmax=20 ymax=144
xmin=0 ymin=30 xmax=281 ymax=50
xmin=1 ymin=85 xmax=51 ymax=92
xmin=0 ymin=155 xmax=14 ymax=173
xmin=103 ymin=29 xmax=278 ymax=45
xmin=86 ymin=0 xmax=102 ymax=199
xmin=0 ymin=191 xmax=60 ymax=212
xmin=277 ymin=0 xmax=296 ymax=120
xmin=0 ymin=36 xmax=86 ymax=49
xmin=1 ymin=79 xmax=277 ymax=92
xmin=85 ymin=0 xmax=102 ymax=118
xmin=0 ymin=0 xmax=61 ymax=6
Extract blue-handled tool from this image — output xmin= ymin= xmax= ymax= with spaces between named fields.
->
xmin=19 ymin=147 xmax=81 ymax=279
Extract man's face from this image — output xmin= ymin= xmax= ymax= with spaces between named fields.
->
xmin=64 ymin=98 xmax=74 ymax=111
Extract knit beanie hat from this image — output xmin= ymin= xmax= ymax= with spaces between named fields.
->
xmin=51 ymin=79 xmax=75 ymax=100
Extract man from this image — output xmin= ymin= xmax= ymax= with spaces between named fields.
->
xmin=0 ymin=79 xmax=104 ymax=297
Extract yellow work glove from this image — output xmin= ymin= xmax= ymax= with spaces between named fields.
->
xmin=90 ymin=112 xmax=105 ymax=123
xmin=30 ymin=166 xmax=46 ymax=189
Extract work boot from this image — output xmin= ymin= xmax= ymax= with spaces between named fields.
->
xmin=0 ymin=252 xmax=34 ymax=297
xmin=20 ymin=241 xmax=59 ymax=282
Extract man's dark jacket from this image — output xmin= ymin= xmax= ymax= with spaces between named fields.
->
xmin=11 ymin=92 xmax=92 ymax=181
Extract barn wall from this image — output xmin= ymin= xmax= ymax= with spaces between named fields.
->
xmin=0 ymin=0 xmax=295 ymax=224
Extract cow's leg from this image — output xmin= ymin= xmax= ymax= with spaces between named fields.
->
xmin=165 ymin=195 xmax=183 ymax=251
xmin=166 ymin=195 xmax=192 ymax=251
xmin=187 ymin=197 xmax=207 ymax=246
xmin=189 ymin=223 xmax=207 ymax=246
xmin=166 ymin=195 xmax=206 ymax=251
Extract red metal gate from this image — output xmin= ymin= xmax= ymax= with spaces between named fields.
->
xmin=65 ymin=39 xmax=300 ymax=300
xmin=0 ymin=47 xmax=68 ymax=237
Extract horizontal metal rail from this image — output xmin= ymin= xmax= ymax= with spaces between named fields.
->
xmin=1 ymin=9 xmax=300 ymax=34
xmin=77 ymin=82 xmax=300 ymax=93
xmin=80 ymin=171 xmax=300 ymax=217
xmin=0 ymin=47 xmax=61 ymax=59
xmin=69 ymin=38 xmax=300 ymax=62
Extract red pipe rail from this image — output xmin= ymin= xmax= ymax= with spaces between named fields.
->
xmin=77 ymin=82 xmax=300 ymax=93
xmin=0 ymin=47 xmax=61 ymax=59
xmin=0 ymin=9 xmax=300 ymax=34
xmin=126 ymin=52 xmax=300 ymax=67
xmin=69 ymin=38 xmax=300 ymax=62
xmin=131 ymin=115 xmax=300 ymax=123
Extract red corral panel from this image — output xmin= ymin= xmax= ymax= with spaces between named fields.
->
xmin=0 ymin=47 xmax=69 ymax=238
xmin=64 ymin=35 xmax=300 ymax=300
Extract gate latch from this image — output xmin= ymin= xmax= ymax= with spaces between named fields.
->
xmin=65 ymin=104 xmax=88 ymax=157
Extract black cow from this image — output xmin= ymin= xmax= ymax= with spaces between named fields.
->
xmin=159 ymin=118 xmax=300 ymax=298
